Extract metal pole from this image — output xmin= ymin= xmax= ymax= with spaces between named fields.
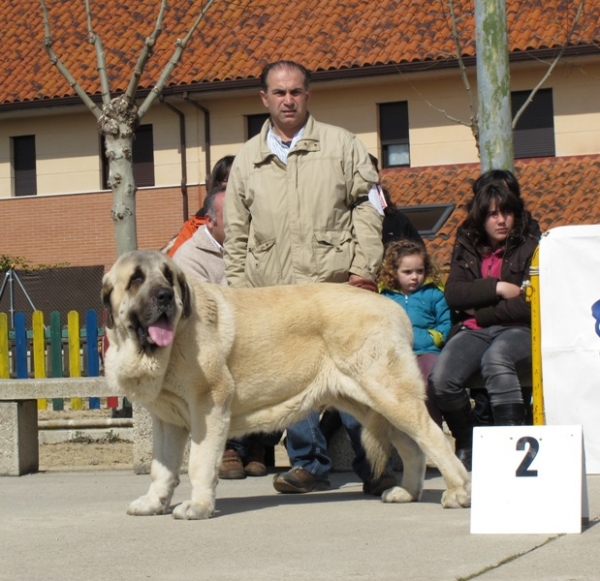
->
xmin=524 ymin=246 xmax=545 ymax=425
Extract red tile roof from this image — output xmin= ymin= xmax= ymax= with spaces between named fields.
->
xmin=2 ymin=0 xmax=599 ymax=106
xmin=382 ymin=155 xmax=600 ymax=269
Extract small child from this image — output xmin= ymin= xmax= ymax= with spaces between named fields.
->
xmin=377 ymin=240 xmax=452 ymax=426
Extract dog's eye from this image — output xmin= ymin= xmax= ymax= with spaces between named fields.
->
xmin=163 ymin=265 xmax=174 ymax=286
xmin=128 ymin=267 xmax=145 ymax=289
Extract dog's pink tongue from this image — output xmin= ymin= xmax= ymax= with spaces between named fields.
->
xmin=148 ymin=320 xmax=174 ymax=347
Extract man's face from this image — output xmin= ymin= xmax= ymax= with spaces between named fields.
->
xmin=207 ymin=192 xmax=225 ymax=246
xmin=260 ymin=66 xmax=310 ymax=138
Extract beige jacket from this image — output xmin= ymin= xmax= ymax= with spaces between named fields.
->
xmin=172 ymin=225 xmax=226 ymax=286
xmin=224 ymin=115 xmax=383 ymax=288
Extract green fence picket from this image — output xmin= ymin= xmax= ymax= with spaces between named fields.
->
xmin=50 ymin=311 xmax=64 ymax=411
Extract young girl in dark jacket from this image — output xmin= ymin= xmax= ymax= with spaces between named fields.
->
xmin=429 ymin=173 xmax=540 ymax=470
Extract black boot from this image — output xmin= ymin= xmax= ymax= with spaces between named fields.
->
xmin=442 ymin=404 xmax=474 ymax=471
xmin=492 ymin=403 xmax=526 ymax=426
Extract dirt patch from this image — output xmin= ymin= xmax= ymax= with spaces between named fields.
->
xmin=38 ymin=407 xmax=133 ymax=471
xmin=39 ymin=439 xmax=133 ymax=471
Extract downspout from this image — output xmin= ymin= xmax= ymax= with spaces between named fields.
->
xmin=159 ymin=96 xmax=189 ymax=222
xmin=182 ymin=92 xmax=211 ymax=190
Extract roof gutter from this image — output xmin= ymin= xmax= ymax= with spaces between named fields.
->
xmin=1 ymin=44 xmax=598 ymax=114
xmin=159 ymin=96 xmax=189 ymax=222
xmin=182 ymin=93 xmax=211 ymax=189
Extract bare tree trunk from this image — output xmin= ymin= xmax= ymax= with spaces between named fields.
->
xmin=475 ymin=0 xmax=514 ymax=172
xmin=98 ymin=95 xmax=139 ymax=256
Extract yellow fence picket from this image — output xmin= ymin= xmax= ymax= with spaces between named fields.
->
xmin=32 ymin=311 xmax=47 ymax=410
xmin=68 ymin=310 xmax=83 ymax=410
xmin=0 ymin=313 xmax=8 ymax=379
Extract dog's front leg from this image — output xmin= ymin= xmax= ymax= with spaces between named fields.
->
xmin=172 ymin=402 xmax=230 ymax=520
xmin=128 ymin=415 xmax=189 ymax=516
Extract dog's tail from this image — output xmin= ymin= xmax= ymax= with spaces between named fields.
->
xmin=360 ymin=414 xmax=394 ymax=478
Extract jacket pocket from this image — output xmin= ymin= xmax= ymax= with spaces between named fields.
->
xmin=312 ymin=230 xmax=354 ymax=282
xmin=246 ymin=239 xmax=283 ymax=286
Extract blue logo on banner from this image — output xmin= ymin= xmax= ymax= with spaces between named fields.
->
xmin=592 ymin=299 xmax=600 ymax=337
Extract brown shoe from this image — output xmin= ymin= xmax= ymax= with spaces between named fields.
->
xmin=272 ymin=467 xmax=331 ymax=493
xmin=218 ymin=449 xmax=246 ymax=480
xmin=244 ymin=441 xmax=267 ymax=477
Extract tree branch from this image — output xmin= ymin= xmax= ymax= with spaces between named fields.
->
xmin=84 ymin=0 xmax=111 ymax=106
xmin=39 ymin=0 xmax=101 ymax=118
xmin=512 ymin=0 xmax=586 ymax=128
xmin=138 ymin=0 xmax=217 ymax=118
xmin=446 ymin=0 xmax=479 ymax=145
xmin=124 ymin=0 xmax=169 ymax=105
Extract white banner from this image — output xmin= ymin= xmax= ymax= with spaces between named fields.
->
xmin=539 ymin=225 xmax=600 ymax=473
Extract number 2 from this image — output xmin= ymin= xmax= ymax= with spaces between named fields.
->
xmin=516 ymin=436 xmax=539 ymax=477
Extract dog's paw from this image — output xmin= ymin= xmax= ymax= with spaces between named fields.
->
xmin=172 ymin=500 xmax=214 ymax=520
xmin=381 ymin=486 xmax=417 ymax=503
xmin=127 ymin=494 xmax=169 ymax=516
xmin=441 ymin=484 xmax=471 ymax=508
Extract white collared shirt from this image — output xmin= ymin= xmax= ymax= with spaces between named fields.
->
xmin=267 ymin=123 xmax=306 ymax=164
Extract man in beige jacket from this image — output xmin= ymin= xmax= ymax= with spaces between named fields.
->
xmin=224 ymin=60 xmax=396 ymax=495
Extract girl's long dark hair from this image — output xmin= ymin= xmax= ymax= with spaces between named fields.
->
xmin=461 ymin=182 xmax=528 ymax=256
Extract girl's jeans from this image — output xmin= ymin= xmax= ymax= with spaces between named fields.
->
xmin=429 ymin=325 xmax=532 ymax=412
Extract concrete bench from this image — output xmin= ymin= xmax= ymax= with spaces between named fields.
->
xmin=0 ymin=377 xmax=387 ymax=477
xmin=0 ymin=377 xmax=113 ymax=475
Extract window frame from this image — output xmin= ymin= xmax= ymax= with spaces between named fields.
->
xmin=511 ymin=88 xmax=555 ymax=159
xmin=246 ymin=113 xmax=270 ymax=140
xmin=379 ymin=101 xmax=410 ymax=169
xmin=12 ymin=135 xmax=37 ymax=197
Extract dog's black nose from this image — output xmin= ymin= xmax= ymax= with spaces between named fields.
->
xmin=156 ymin=287 xmax=174 ymax=306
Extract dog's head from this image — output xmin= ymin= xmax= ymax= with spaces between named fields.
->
xmin=102 ymin=250 xmax=192 ymax=354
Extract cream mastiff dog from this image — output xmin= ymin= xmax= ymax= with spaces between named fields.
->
xmin=102 ymin=250 xmax=470 ymax=520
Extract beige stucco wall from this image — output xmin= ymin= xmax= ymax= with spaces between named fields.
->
xmin=1 ymin=57 xmax=599 ymax=199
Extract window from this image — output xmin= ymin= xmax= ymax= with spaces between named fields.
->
xmin=247 ymin=113 xmax=270 ymax=140
xmin=101 ymin=124 xmax=155 ymax=189
xmin=396 ymin=203 xmax=455 ymax=236
xmin=12 ymin=135 xmax=37 ymax=196
xmin=379 ymin=101 xmax=410 ymax=168
xmin=512 ymin=89 xmax=555 ymax=159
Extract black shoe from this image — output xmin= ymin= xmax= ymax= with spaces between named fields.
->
xmin=272 ymin=467 xmax=331 ymax=493
xmin=362 ymin=472 xmax=397 ymax=496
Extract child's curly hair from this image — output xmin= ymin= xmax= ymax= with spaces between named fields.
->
xmin=377 ymin=240 xmax=442 ymax=291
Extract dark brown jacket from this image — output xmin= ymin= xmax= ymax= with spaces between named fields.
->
xmin=445 ymin=219 xmax=540 ymax=329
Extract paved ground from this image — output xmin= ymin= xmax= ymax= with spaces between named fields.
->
xmin=1 ymin=468 xmax=597 ymax=581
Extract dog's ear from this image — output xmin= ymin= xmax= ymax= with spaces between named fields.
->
xmin=177 ymin=271 xmax=192 ymax=320
xmin=101 ymin=276 xmax=115 ymax=329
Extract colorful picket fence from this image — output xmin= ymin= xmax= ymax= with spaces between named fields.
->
xmin=0 ymin=309 xmax=119 ymax=412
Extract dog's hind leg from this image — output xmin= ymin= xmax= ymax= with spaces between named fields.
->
xmin=381 ymin=428 xmax=427 ymax=503
xmin=127 ymin=416 xmax=189 ymax=516
xmin=383 ymin=400 xmax=471 ymax=508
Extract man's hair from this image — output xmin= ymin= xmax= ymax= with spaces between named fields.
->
xmin=202 ymin=185 xmax=226 ymax=222
xmin=260 ymin=60 xmax=311 ymax=91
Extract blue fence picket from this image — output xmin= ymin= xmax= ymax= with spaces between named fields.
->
xmin=14 ymin=312 xmax=28 ymax=379
xmin=86 ymin=310 xmax=100 ymax=409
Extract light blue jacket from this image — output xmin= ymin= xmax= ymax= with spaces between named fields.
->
xmin=381 ymin=282 xmax=452 ymax=354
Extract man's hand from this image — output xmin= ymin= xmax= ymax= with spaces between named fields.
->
xmin=348 ymin=274 xmax=378 ymax=292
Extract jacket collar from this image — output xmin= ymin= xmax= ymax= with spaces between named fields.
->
xmin=256 ymin=114 xmax=320 ymax=164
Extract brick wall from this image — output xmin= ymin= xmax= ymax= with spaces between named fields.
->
xmin=0 ymin=186 xmax=204 ymax=272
